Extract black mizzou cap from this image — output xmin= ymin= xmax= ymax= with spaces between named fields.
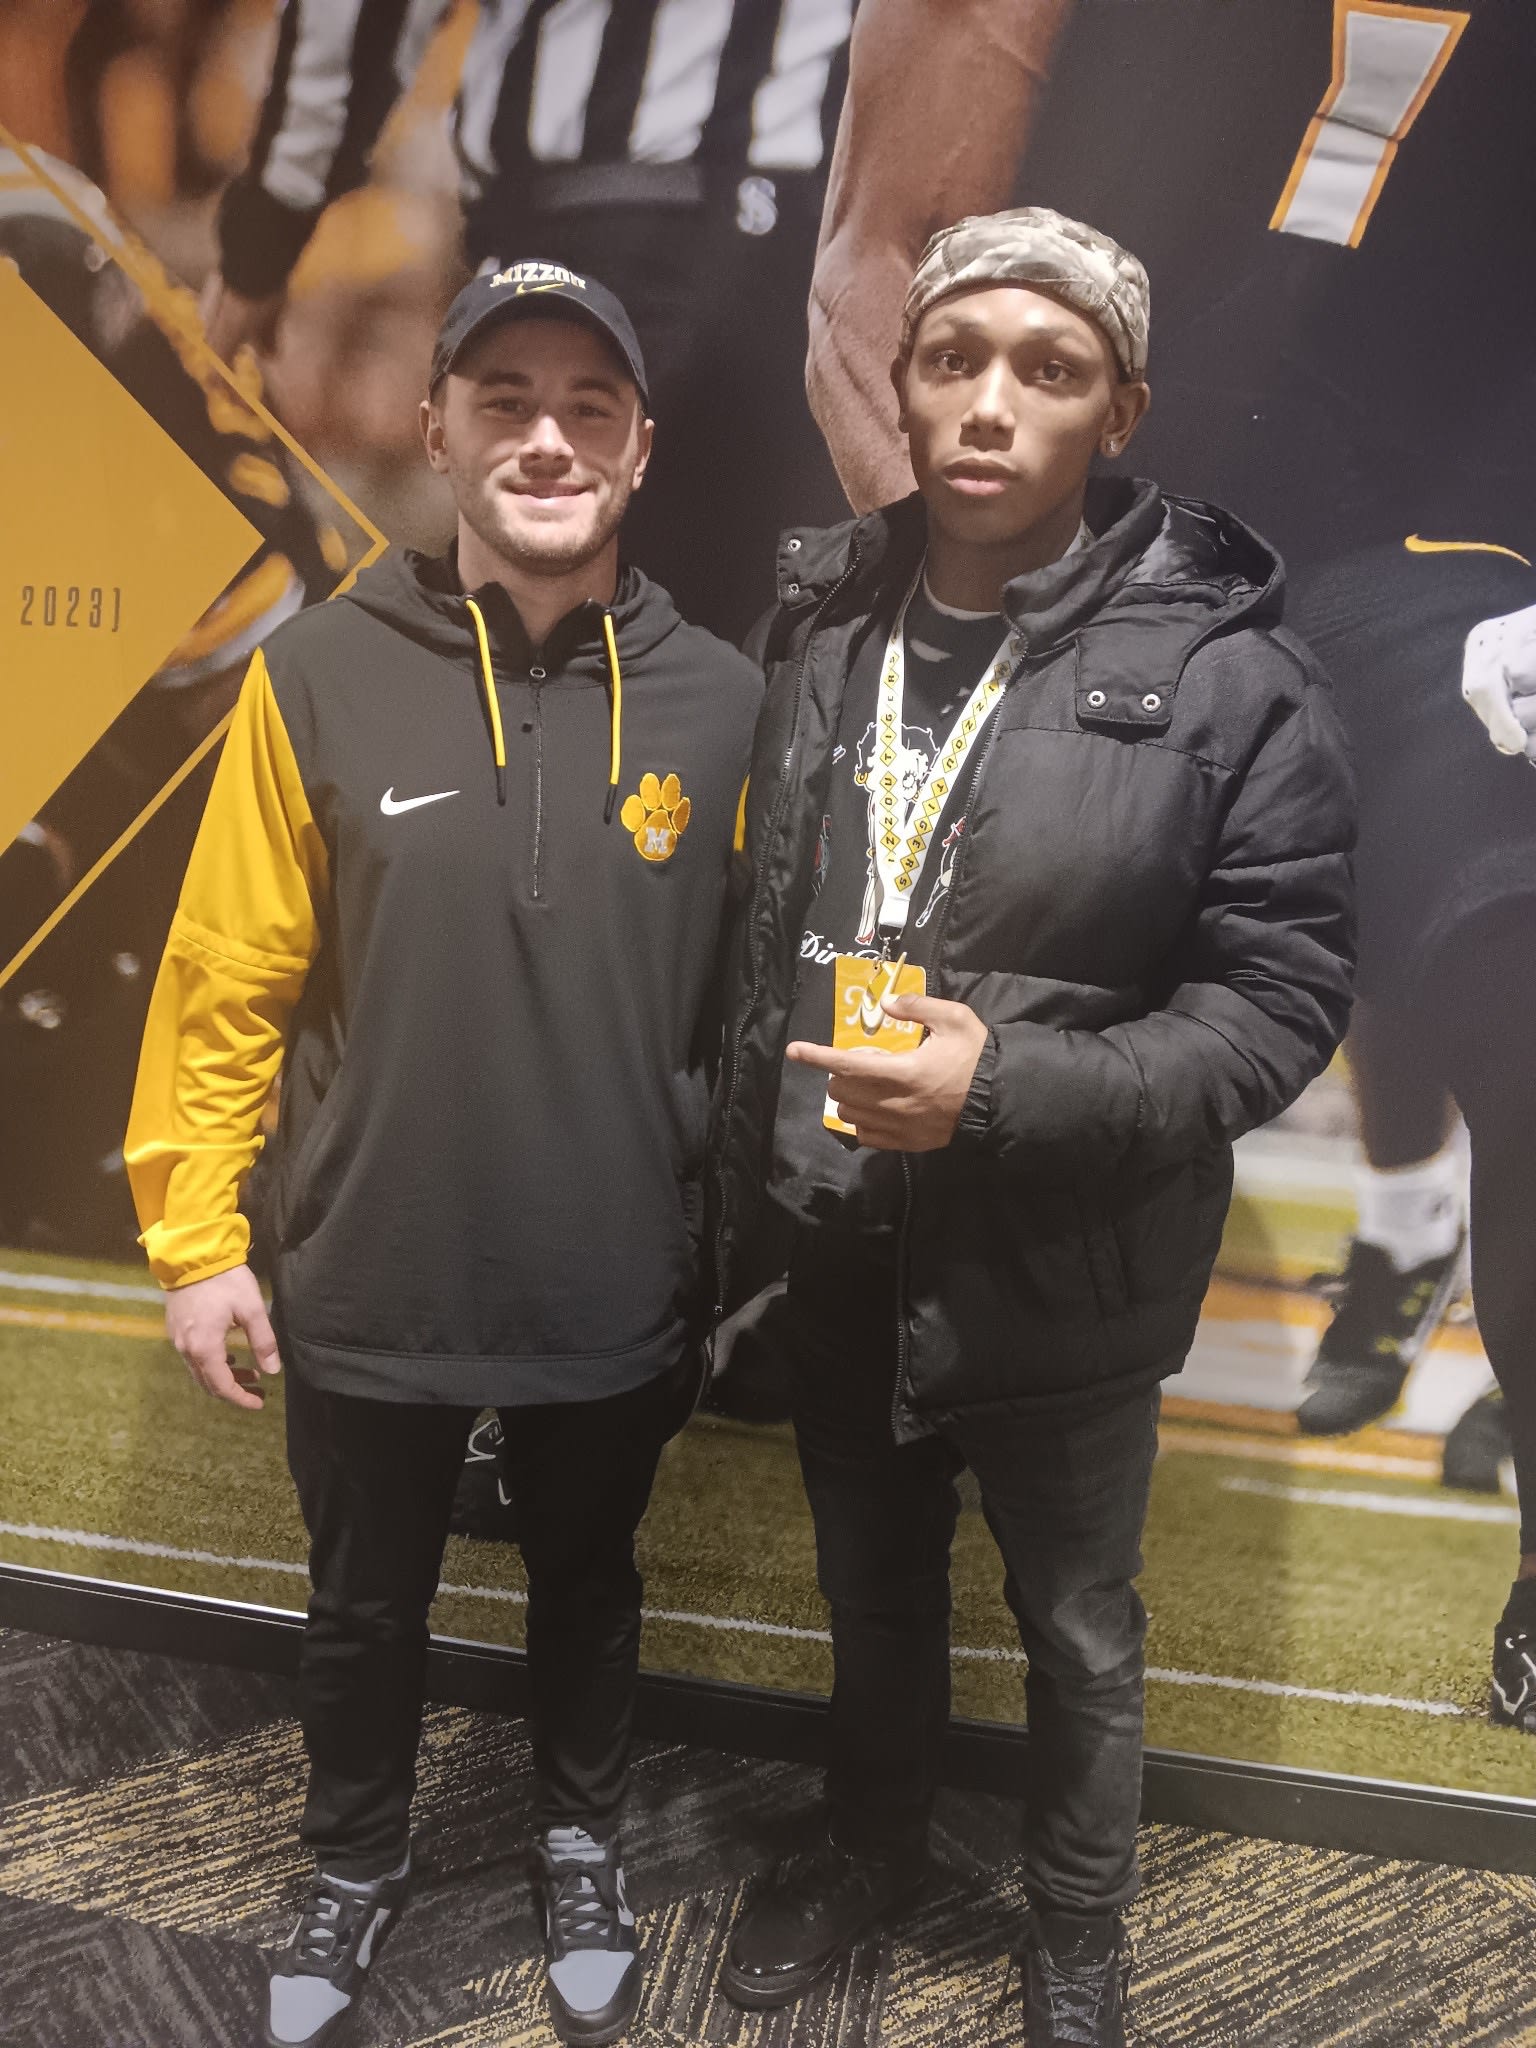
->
xmin=428 ymin=260 xmax=650 ymax=408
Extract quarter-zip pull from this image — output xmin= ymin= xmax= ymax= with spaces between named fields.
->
xmin=530 ymin=667 xmax=546 ymax=902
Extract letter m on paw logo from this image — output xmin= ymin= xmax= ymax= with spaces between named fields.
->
xmin=621 ymin=772 xmax=691 ymax=863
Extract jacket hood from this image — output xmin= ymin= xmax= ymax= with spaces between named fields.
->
xmin=337 ymin=544 xmax=686 ymax=812
xmin=339 ymin=543 xmax=685 ymax=674
xmin=777 ymin=477 xmax=1285 ymax=656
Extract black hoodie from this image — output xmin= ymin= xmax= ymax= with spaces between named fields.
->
xmin=127 ymin=547 xmax=760 ymax=1405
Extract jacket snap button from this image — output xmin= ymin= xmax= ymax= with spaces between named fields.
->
xmin=786 ymin=537 xmax=802 ymax=552
xmin=787 ymin=581 xmax=800 ymax=597
xmin=530 ymin=666 xmax=546 ymax=680
xmin=1142 ymin=692 xmax=1162 ymax=712
xmin=1087 ymin=689 xmax=1107 ymax=708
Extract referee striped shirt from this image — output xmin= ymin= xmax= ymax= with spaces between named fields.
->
xmin=221 ymin=0 xmax=855 ymax=298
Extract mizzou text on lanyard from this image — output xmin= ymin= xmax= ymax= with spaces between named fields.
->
xmin=869 ymin=572 xmax=1023 ymax=944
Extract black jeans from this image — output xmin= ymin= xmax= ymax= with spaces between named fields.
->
xmin=284 ymin=1366 xmax=680 ymax=1878
xmin=785 ymin=1233 xmax=1160 ymax=1915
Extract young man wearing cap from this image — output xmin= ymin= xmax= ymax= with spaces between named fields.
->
xmin=126 ymin=266 xmax=760 ymax=2048
xmin=709 ymin=209 xmax=1355 ymax=2044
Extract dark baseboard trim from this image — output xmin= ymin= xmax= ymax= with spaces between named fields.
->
xmin=4 ymin=1561 xmax=1533 ymax=1874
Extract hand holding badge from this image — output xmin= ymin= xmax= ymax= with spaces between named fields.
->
xmin=822 ymin=953 xmax=930 ymax=1134
xmin=790 ymin=964 xmax=990 ymax=1153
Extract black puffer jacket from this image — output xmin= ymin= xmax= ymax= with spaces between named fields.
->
xmin=710 ymin=479 xmax=1356 ymax=1433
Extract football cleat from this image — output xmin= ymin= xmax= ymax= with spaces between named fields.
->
xmin=1296 ymin=1235 xmax=1466 ymax=1437
xmin=1442 ymin=1388 xmax=1514 ymax=1496
xmin=1491 ymin=1591 xmax=1536 ymax=1736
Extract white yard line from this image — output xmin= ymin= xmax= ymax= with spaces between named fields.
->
xmin=1221 ymin=1477 xmax=1519 ymax=1525
xmin=0 ymin=1268 xmax=163 ymax=1305
xmin=1157 ymin=1426 xmax=1439 ymax=1480
xmin=0 ymin=1520 xmax=1468 ymax=1719
xmin=0 ymin=1522 xmax=310 ymax=1578
xmin=1139 ymin=1667 xmax=1464 ymax=1718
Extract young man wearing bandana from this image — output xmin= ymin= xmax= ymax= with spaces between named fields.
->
xmin=709 ymin=210 xmax=1356 ymax=2045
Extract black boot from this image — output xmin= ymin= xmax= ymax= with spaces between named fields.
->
xmin=1012 ymin=1905 xmax=1131 ymax=2048
xmin=721 ymin=1826 xmax=927 ymax=2009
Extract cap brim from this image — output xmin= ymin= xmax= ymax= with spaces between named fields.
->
xmin=432 ymin=297 xmax=648 ymax=407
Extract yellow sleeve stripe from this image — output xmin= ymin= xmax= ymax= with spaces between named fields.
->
xmin=733 ymin=776 xmax=750 ymax=855
xmin=126 ymin=649 xmax=325 ymax=1290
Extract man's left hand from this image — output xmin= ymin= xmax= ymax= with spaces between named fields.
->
xmin=786 ymin=994 xmax=989 ymax=1151
xmin=1462 ymin=602 xmax=1536 ymax=763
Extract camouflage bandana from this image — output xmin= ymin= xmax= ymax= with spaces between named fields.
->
xmin=900 ymin=206 xmax=1150 ymax=382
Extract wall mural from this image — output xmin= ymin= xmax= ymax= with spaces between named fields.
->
xmin=2 ymin=0 xmax=1533 ymax=1806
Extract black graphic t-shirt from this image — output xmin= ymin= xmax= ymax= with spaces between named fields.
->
xmin=768 ymin=579 xmax=1013 ymax=1234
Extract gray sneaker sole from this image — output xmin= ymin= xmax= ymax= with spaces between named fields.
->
xmin=546 ymin=1956 xmax=644 ymax=2046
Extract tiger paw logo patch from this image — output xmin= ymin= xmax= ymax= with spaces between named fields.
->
xmin=621 ymin=772 xmax=691 ymax=863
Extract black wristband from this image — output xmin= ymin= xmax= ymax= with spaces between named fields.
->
xmin=216 ymin=177 xmax=324 ymax=300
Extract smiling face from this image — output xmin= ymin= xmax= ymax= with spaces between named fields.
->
xmin=421 ymin=314 xmax=653 ymax=578
xmin=895 ymin=284 xmax=1149 ymax=561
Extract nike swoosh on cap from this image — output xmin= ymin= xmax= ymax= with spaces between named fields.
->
xmin=380 ymin=787 xmax=460 ymax=815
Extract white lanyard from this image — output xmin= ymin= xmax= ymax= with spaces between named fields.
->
xmin=869 ymin=571 xmax=1022 ymax=941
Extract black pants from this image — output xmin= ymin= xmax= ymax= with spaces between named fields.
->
xmin=1293 ymin=547 xmax=1536 ymax=1552
xmin=284 ymin=1367 xmax=679 ymax=1878
xmin=1355 ymin=901 xmax=1536 ymax=1552
xmin=784 ymin=1234 xmax=1160 ymax=1915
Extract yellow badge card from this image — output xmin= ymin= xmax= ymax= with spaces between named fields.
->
xmin=824 ymin=955 xmax=927 ymax=1135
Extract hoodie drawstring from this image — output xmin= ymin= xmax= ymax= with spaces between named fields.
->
xmin=602 ymin=608 xmax=623 ymax=823
xmin=464 ymin=596 xmax=507 ymax=806
xmin=464 ymin=593 xmax=622 ymax=819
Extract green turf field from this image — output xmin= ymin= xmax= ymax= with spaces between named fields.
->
xmin=2 ymin=1245 xmax=1532 ymax=1800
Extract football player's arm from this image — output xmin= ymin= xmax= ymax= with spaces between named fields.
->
xmin=809 ymin=0 xmax=1076 ymax=513
xmin=1462 ymin=600 xmax=1536 ymax=764
xmin=205 ymin=0 xmax=454 ymax=352
xmin=126 ymin=651 xmax=326 ymax=1400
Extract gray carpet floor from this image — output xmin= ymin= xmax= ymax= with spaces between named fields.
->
xmin=0 ymin=1629 xmax=1532 ymax=2046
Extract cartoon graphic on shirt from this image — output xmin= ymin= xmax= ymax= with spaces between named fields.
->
xmin=812 ymin=813 xmax=833 ymax=897
xmin=852 ymin=719 xmax=938 ymax=943
xmin=914 ymin=816 xmax=966 ymax=932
